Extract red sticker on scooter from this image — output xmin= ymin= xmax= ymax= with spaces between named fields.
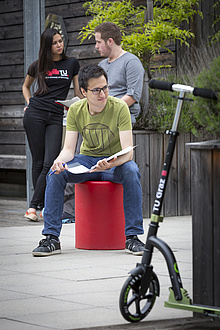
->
xmin=162 ymin=170 xmax=167 ymax=176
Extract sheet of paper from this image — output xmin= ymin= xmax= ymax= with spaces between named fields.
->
xmin=55 ymin=96 xmax=80 ymax=108
xmin=66 ymin=146 xmax=136 ymax=174
xmin=67 ymin=162 xmax=90 ymax=174
xmin=106 ymin=145 xmax=135 ymax=162
xmin=68 ymin=165 xmax=91 ymax=174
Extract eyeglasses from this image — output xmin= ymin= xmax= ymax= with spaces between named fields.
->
xmin=87 ymin=84 xmax=110 ymax=95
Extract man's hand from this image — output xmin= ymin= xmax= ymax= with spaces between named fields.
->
xmin=51 ymin=161 xmax=68 ymax=175
xmin=90 ymin=157 xmax=117 ymax=172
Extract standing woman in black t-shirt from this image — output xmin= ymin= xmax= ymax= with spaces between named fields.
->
xmin=23 ymin=28 xmax=81 ymax=221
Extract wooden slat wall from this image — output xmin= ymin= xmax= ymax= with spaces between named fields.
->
xmin=190 ymin=144 xmax=220 ymax=308
xmin=191 ymin=148 xmax=213 ymax=306
xmin=0 ymin=0 xmax=25 ymax=167
xmin=132 ymin=131 xmax=212 ymax=218
xmin=213 ymin=150 xmax=220 ymax=307
xmin=177 ymin=133 xmax=191 ymax=215
xmin=45 ymin=0 xmax=99 ymax=67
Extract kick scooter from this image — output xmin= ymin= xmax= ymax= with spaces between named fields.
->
xmin=119 ymin=79 xmax=220 ymax=322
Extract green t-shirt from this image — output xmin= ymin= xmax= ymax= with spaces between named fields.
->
xmin=66 ymin=96 xmax=132 ymax=157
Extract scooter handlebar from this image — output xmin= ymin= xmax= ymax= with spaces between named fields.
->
xmin=149 ymin=79 xmax=218 ymax=100
xmin=193 ymin=87 xmax=218 ymax=100
xmin=149 ymin=79 xmax=174 ymax=91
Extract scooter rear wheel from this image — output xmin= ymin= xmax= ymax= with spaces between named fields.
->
xmin=119 ymin=272 xmax=159 ymax=322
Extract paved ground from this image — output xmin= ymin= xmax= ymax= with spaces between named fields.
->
xmin=0 ymin=197 xmax=219 ymax=329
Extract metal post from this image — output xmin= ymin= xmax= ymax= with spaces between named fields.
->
xmin=23 ymin=0 xmax=45 ymax=207
xmin=146 ymin=0 xmax=153 ymax=22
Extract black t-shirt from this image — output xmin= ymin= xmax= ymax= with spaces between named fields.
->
xmin=27 ymin=57 xmax=80 ymax=115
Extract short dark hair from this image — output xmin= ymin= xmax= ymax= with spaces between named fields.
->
xmin=78 ymin=65 xmax=108 ymax=91
xmin=95 ymin=22 xmax=121 ymax=46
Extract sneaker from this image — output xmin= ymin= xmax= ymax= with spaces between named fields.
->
xmin=32 ymin=235 xmax=61 ymax=257
xmin=125 ymin=236 xmax=145 ymax=255
xmin=61 ymin=212 xmax=75 ymax=223
xmin=25 ymin=210 xmax=38 ymax=222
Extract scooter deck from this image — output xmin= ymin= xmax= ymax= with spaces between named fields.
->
xmin=165 ymin=301 xmax=220 ymax=315
xmin=165 ymin=288 xmax=220 ymax=316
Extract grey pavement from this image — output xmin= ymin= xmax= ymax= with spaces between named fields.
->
xmin=0 ymin=197 xmax=219 ymax=330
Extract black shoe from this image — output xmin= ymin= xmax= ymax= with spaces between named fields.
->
xmin=125 ymin=236 xmax=145 ymax=255
xmin=32 ymin=235 xmax=61 ymax=257
xmin=61 ymin=212 xmax=75 ymax=223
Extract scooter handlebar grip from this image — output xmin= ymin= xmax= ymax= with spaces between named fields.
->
xmin=193 ymin=87 xmax=218 ymax=100
xmin=149 ymin=79 xmax=174 ymax=91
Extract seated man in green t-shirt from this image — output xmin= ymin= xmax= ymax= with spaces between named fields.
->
xmin=32 ymin=65 xmax=144 ymax=257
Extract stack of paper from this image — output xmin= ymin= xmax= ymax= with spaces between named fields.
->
xmin=68 ymin=146 xmax=135 ymax=174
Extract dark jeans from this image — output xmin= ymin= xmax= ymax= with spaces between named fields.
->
xmin=23 ymin=107 xmax=63 ymax=210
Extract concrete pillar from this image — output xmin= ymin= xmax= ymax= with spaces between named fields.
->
xmin=23 ymin=0 xmax=45 ymax=207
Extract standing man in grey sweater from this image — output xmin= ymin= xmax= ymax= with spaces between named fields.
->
xmin=95 ymin=22 xmax=145 ymax=125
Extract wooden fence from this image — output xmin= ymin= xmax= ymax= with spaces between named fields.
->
xmin=132 ymin=130 xmax=209 ymax=218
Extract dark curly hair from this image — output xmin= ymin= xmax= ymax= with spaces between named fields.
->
xmin=78 ymin=65 xmax=108 ymax=91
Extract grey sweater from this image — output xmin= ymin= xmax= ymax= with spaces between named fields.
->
xmin=99 ymin=52 xmax=145 ymax=124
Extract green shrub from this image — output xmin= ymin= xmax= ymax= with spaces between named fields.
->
xmin=191 ymin=56 xmax=220 ymax=137
xmin=134 ymin=75 xmax=200 ymax=135
xmin=135 ymin=45 xmax=220 ymax=136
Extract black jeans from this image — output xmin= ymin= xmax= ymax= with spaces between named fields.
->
xmin=23 ymin=108 xmax=63 ymax=210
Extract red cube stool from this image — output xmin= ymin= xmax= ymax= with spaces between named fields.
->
xmin=75 ymin=181 xmax=125 ymax=250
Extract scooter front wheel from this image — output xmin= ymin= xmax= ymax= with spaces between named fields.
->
xmin=119 ymin=272 xmax=159 ymax=322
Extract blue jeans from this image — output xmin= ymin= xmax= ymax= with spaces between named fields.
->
xmin=42 ymin=155 xmax=144 ymax=237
